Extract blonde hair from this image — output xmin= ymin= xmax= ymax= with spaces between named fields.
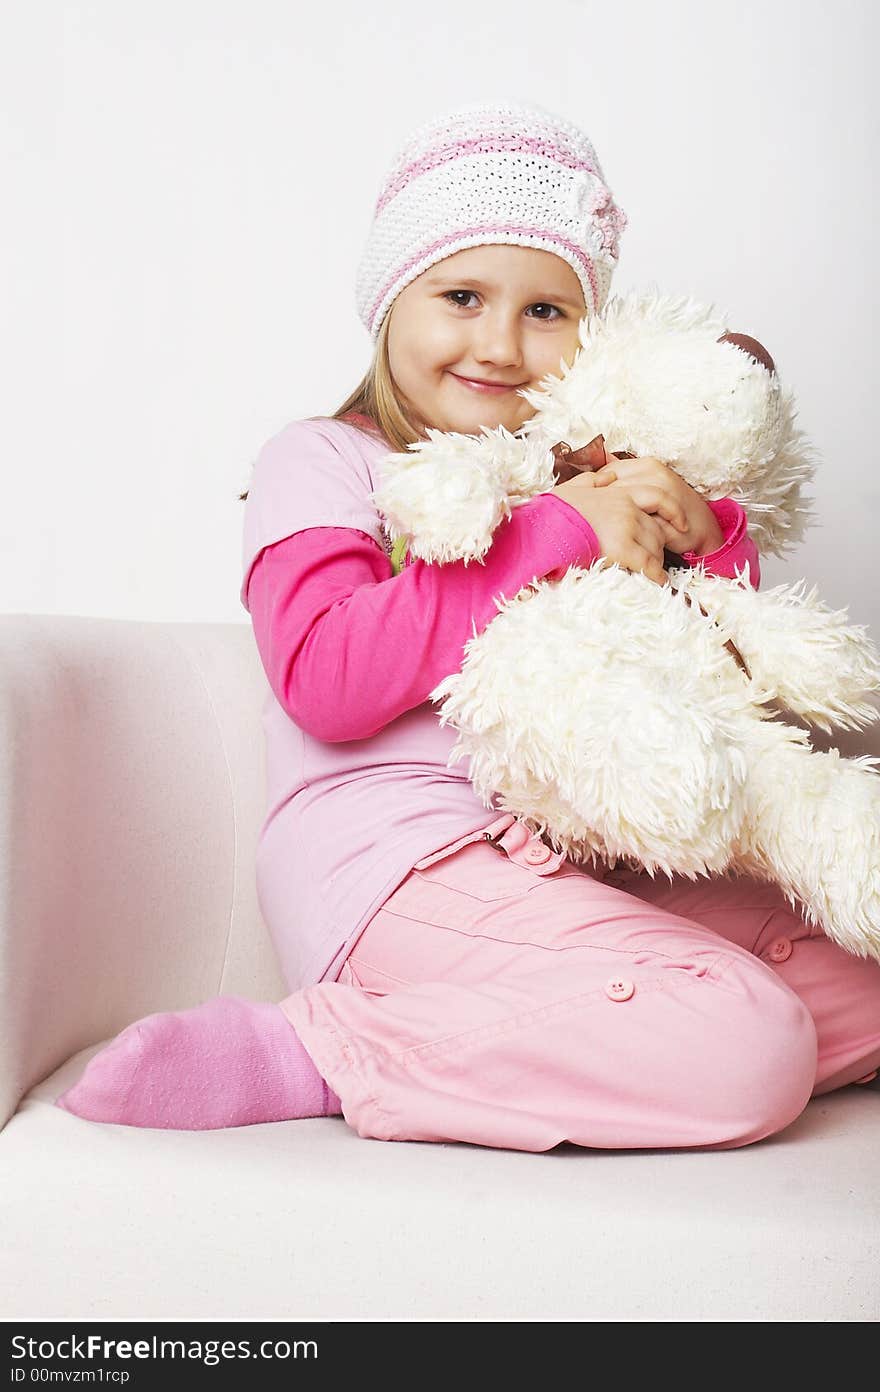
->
xmin=237 ymin=306 xmax=424 ymax=501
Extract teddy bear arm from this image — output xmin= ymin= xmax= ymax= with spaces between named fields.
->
xmin=678 ymin=569 xmax=880 ymax=731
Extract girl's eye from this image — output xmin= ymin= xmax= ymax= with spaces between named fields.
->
xmin=443 ymin=291 xmax=564 ymax=322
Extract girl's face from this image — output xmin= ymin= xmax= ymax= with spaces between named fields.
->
xmin=386 ymin=244 xmax=587 ymax=436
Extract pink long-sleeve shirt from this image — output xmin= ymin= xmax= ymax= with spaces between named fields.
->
xmin=240 ymin=413 xmax=760 ymax=992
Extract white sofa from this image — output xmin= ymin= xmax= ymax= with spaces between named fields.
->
xmin=1 ymin=613 xmax=878 ymax=1322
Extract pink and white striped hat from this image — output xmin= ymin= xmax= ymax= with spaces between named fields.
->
xmin=355 ymin=99 xmax=628 ymax=341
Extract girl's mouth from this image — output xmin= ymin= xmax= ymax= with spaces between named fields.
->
xmin=448 ymin=372 xmax=525 ymax=396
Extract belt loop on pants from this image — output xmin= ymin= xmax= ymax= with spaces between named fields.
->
xmin=412 ymin=813 xmax=567 ymax=875
xmin=412 ymin=813 xmax=517 ymax=871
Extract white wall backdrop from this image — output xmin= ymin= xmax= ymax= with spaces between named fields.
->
xmin=4 ymin=1 xmax=877 ymax=672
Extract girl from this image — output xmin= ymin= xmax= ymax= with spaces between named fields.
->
xmin=57 ymin=100 xmax=880 ymax=1149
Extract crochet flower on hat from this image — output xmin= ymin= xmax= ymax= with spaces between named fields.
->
xmin=567 ymin=171 xmax=628 ymax=261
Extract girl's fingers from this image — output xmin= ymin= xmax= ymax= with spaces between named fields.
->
xmin=615 ymin=479 xmax=689 ymax=532
xmin=629 ymin=548 xmax=668 ymax=586
xmin=644 ymin=497 xmax=689 ymax=534
xmin=656 ymin=517 xmax=687 ymax=548
xmin=639 ymin=512 xmax=667 ymax=552
xmin=636 ymin=518 xmax=670 ymax=584
xmin=572 ymin=468 xmax=616 ymax=488
xmin=642 ymin=544 xmax=669 ymax=585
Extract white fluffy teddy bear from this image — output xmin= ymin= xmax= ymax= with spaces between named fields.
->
xmin=369 ymin=287 xmax=880 ymax=963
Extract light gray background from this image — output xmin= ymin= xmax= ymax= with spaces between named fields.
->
xmin=5 ymin=3 xmax=877 ymax=673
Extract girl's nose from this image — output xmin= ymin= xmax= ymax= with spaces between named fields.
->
xmin=471 ymin=315 xmax=522 ymax=366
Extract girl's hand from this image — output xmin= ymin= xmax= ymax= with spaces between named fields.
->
xmin=592 ymin=455 xmax=724 ymax=557
xmin=550 ymin=466 xmax=679 ymax=586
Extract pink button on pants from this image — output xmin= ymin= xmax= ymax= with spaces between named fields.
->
xmin=280 ymin=835 xmax=880 ymax=1152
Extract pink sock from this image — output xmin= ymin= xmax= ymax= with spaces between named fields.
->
xmin=54 ymin=996 xmax=343 ymax=1130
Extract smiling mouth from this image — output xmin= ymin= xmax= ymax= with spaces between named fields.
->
xmin=449 ymin=372 xmax=526 ymax=393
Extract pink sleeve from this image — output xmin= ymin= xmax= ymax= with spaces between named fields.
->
xmin=246 ymin=492 xmax=602 ymax=743
xmin=678 ymin=497 xmax=761 ymax=589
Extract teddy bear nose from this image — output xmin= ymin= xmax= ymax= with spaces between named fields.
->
xmin=718 ymin=331 xmax=776 ymax=375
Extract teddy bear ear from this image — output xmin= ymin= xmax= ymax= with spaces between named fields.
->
xmin=718 ymin=331 xmax=776 ymax=376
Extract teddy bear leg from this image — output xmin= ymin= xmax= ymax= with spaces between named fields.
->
xmin=734 ymin=723 xmax=880 ymax=964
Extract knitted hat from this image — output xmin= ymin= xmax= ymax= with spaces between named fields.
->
xmin=355 ymin=99 xmax=628 ymax=342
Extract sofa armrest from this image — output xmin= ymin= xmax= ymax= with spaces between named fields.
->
xmin=0 ymin=615 xmax=285 ymax=1128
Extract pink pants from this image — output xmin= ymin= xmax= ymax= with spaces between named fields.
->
xmin=280 ymin=816 xmax=880 ymax=1152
